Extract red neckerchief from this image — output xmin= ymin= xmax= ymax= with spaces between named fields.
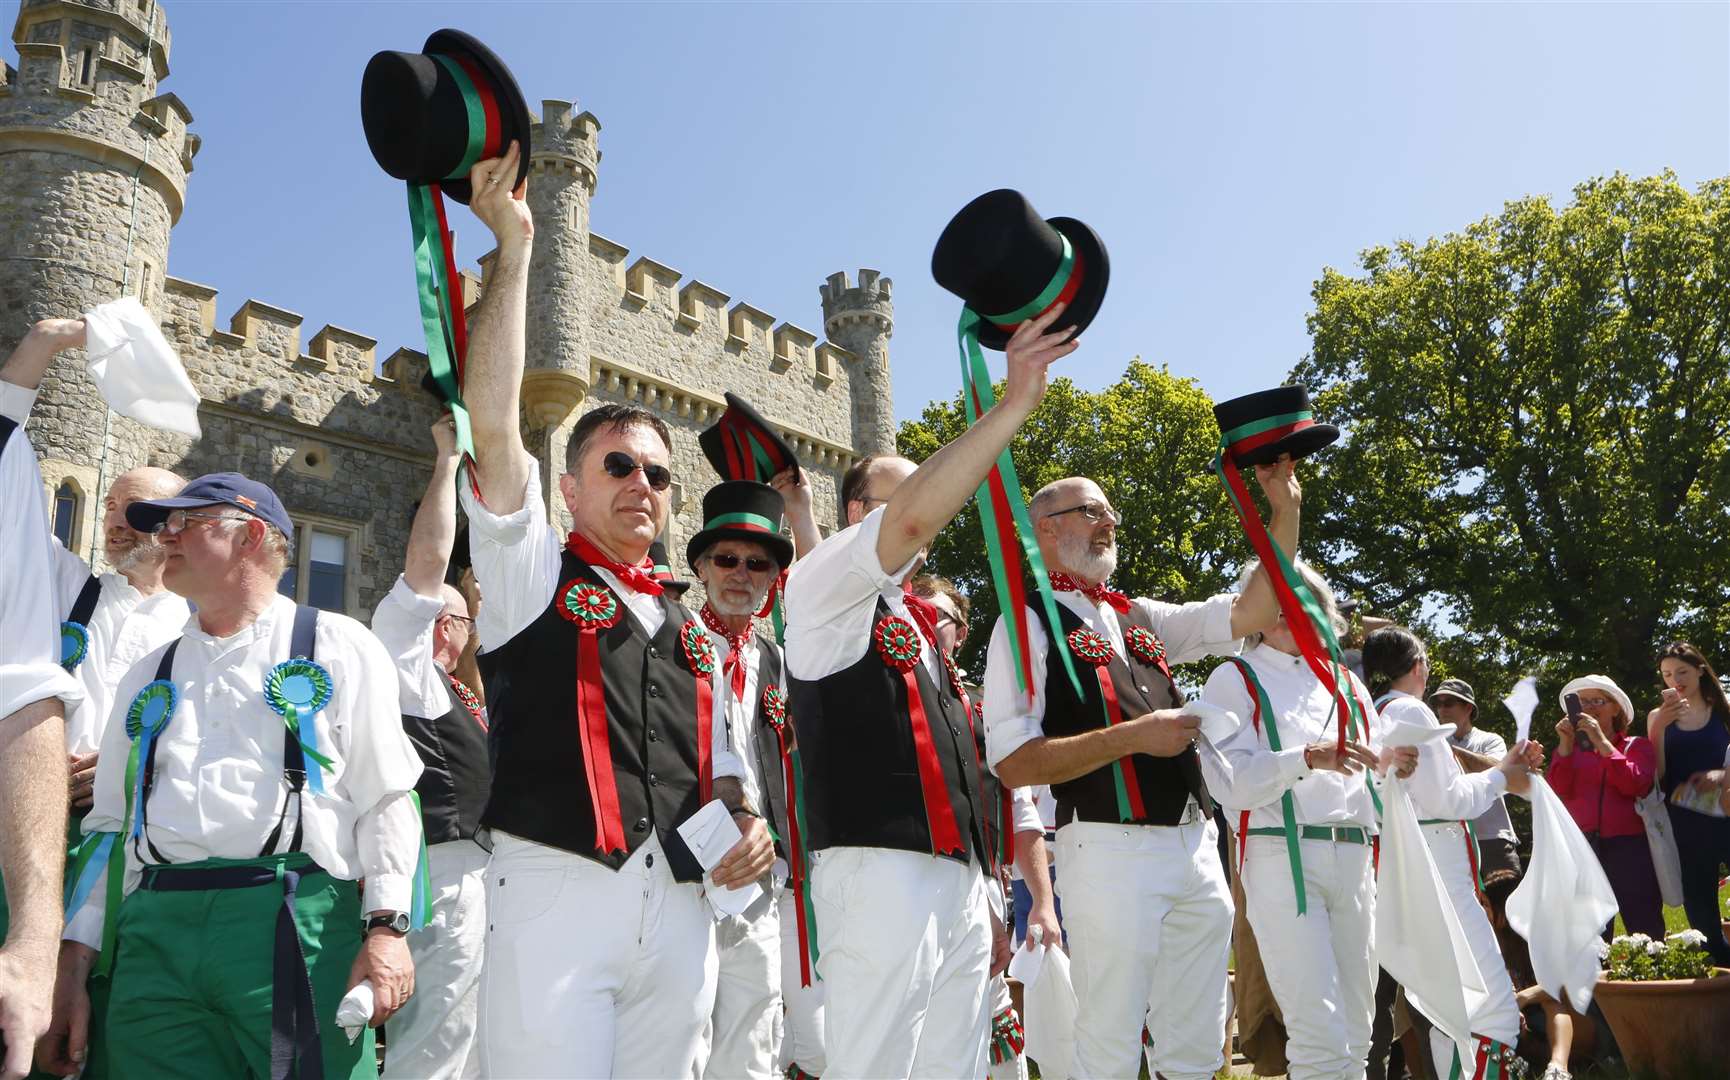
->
xmin=1049 ymin=571 xmax=1130 ymax=614
xmin=565 ymin=532 xmax=663 ymax=596
xmin=446 ymin=673 xmax=487 ymax=731
xmin=700 ymin=603 xmax=751 ymax=702
xmin=900 ymin=583 xmax=945 ymax=645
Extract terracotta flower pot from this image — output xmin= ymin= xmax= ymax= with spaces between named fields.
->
xmin=1594 ymin=968 xmax=1730 ymax=1077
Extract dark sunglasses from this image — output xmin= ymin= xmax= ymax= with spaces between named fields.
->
xmin=602 ymin=451 xmax=672 ymax=491
xmin=709 ymin=552 xmax=775 ymax=573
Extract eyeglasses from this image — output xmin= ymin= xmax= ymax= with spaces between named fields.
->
xmin=155 ymin=510 xmax=244 ymax=536
xmin=1577 ymin=695 xmax=1613 ymax=709
xmin=709 ymin=552 xmax=775 ymax=573
xmin=854 ymin=494 xmax=888 ymax=508
xmin=602 ymin=451 xmax=672 ymax=491
xmin=1044 ymin=502 xmax=1122 ymax=526
xmin=439 ymin=613 xmax=476 ymax=630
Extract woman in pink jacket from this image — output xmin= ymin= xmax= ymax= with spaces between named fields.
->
xmin=1549 ymin=675 xmax=1665 ymax=938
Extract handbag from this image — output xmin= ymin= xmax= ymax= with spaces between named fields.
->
xmin=1635 ymin=784 xmax=1685 ymax=908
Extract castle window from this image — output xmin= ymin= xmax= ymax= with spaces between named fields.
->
xmin=52 ymin=481 xmax=79 ymax=547
xmin=276 ymin=516 xmax=357 ymax=614
xmin=76 ymin=46 xmax=95 ymax=87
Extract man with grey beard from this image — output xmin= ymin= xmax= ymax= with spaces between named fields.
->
xmin=983 ymin=466 xmax=1299 ymax=1079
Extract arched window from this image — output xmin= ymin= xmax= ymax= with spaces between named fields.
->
xmin=52 ymin=481 xmax=78 ymax=547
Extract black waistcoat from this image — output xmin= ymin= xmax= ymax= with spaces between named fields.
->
xmin=745 ymin=636 xmax=793 ymax=864
xmin=1037 ymin=600 xmax=1213 ymax=827
xmin=403 ymin=673 xmax=493 ymax=849
xmin=789 ymin=597 xmax=987 ymax=865
xmin=478 ymin=552 xmax=708 ymax=881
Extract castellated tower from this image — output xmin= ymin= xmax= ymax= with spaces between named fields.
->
xmin=821 ymin=269 xmax=895 ymax=458
xmin=0 ymin=0 xmax=198 ymax=542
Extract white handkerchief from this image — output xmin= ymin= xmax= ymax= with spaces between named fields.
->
xmin=82 ymin=296 xmax=201 ymax=437
xmin=1184 ymin=700 xmax=1242 ymax=746
xmin=676 ymin=798 xmax=761 ymax=920
xmin=336 ymin=979 xmax=373 ymax=1044
xmin=1506 ymin=777 xmax=1619 ymax=1011
xmin=1382 ymin=719 xmax=1457 ymax=748
xmin=1503 ymin=676 xmax=1540 ymax=746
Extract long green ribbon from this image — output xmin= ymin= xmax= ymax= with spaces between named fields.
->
xmin=983 ymin=235 xmax=1075 ymax=328
xmin=789 ymin=747 xmax=819 ymax=977
xmin=706 ymin=511 xmax=780 ymax=533
xmin=956 ymin=309 xmax=1083 ymax=699
xmin=407 ymin=792 xmax=432 ymax=931
xmin=282 ymin=704 xmax=335 ymax=776
xmin=95 ymin=735 xmax=143 ymax=977
xmin=406 ymin=183 xmax=475 ymax=458
xmin=1230 ymin=657 xmax=1309 ymax=915
xmin=431 ymin=56 xmax=488 ymax=181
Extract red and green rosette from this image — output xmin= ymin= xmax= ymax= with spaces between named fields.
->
xmin=60 ymin=620 xmax=90 ymax=672
xmin=1067 ymin=627 xmax=1114 ymax=666
xmin=679 ymin=620 xmax=715 ymax=805
xmin=558 ymin=579 xmax=627 ymax=854
xmin=1124 ymin=626 xmax=1165 ymax=667
xmin=265 ymin=659 xmax=337 ymax=796
xmin=1065 ymin=626 xmax=1146 ymax=822
xmin=873 ymin=615 xmax=964 ymax=856
xmin=761 ymin=684 xmax=788 ymax=731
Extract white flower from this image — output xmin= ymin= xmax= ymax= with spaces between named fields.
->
xmin=1668 ymin=929 xmax=1708 ymax=948
xmin=1594 ymin=939 xmax=1611 ymax=959
xmin=1645 ymin=940 xmax=1665 ymax=956
xmin=1624 ymin=933 xmax=1652 ymax=948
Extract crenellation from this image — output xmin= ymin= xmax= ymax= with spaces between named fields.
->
xmin=378 ymin=347 xmax=429 ymax=390
xmin=727 ymin=302 xmax=773 ymax=351
xmin=228 ymin=298 xmax=302 ymax=359
xmin=772 ymin=322 xmax=817 ymax=374
xmin=306 ymin=325 xmax=377 ymax=381
xmin=624 ymin=255 xmax=679 ymax=308
xmin=163 ymin=275 xmax=217 ymax=332
xmin=676 ymin=279 xmax=728 ymax=330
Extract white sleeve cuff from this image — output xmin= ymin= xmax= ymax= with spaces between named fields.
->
xmin=363 ymin=873 xmax=413 ymax=917
xmin=460 ymin=456 xmax=543 ymax=544
xmin=1275 ymin=746 xmax=1310 ymax=783
xmin=0 ymin=380 xmax=38 ymax=423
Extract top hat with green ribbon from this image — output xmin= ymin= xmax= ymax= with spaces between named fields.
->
xmin=699 ymin=393 xmax=799 ymax=484
xmin=687 ymin=481 xmax=794 ymax=571
xmin=649 ymin=541 xmax=692 ymax=598
xmin=1213 ymin=385 xmax=1340 ymax=468
xmin=931 ymin=188 xmax=1110 ymax=351
xmin=360 ymin=29 xmax=531 ymax=205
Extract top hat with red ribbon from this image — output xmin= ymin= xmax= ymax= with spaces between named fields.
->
xmin=649 ymin=541 xmax=692 ymax=598
xmin=699 ymin=393 xmax=799 ymax=484
xmin=931 ymin=189 xmax=1110 ymax=351
xmin=1212 ymin=385 xmax=1340 ymax=468
xmin=686 ymin=481 xmax=794 ymax=571
xmin=361 ymin=29 xmax=532 ymax=205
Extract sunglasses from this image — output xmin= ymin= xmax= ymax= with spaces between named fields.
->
xmin=602 ymin=451 xmax=672 ymax=491
xmin=709 ymin=552 xmax=775 ymax=573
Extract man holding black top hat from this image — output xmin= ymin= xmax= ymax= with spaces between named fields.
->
xmin=381 ymin=38 xmax=774 ymax=1067
xmin=783 ymin=189 xmax=1091 ymax=1078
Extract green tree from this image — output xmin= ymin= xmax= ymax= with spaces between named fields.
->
xmin=1295 ymin=171 xmax=1730 ymax=708
xmin=898 ymin=358 xmax=1245 ymax=678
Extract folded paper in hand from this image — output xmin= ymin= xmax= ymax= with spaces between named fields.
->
xmin=82 ymin=296 xmax=201 ymax=437
xmin=1184 ymin=700 xmax=1242 ymax=747
xmin=676 ymin=798 xmax=760 ymax=920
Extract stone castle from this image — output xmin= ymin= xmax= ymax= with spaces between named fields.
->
xmin=0 ymin=0 xmax=894 ymax=617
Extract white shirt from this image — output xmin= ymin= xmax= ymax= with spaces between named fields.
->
xmin=1383 ymin=691 xmax=1508 ymax=822
xmin=4 ymin=381 xmax=188 ymax=749
xmin=370 ymin=574 xmax=456 ymax=721
xmin=701 ymin=620 xmax=794 ymax=879
xmin=783 ymin=506 xmax=940 ymax=686
xmin=460 ymin=456 xmax=743 ymax=781
xmin=66 ymin=595 xmax=426 ymax=948
xmin=981 ymin=586 xmax=1239 ymax=769
xmin=0 ymin=380 xmax=83 ymax=720
xmin=1199 ymin=643 xmax=1384 ymax=831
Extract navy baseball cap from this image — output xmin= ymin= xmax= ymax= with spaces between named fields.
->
xmin=126 ymin=472 xmax=295 ymax=540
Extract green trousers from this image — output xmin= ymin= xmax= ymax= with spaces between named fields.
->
xmin=105 ymin=854 xmax=375 ymax=1080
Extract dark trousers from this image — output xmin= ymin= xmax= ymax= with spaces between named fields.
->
xmin=1667 ymin=804 xmax=1730 ymax=965
xmin=1588 ymin=832 xmax=1666 ymax=940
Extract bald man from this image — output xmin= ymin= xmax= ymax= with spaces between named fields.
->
xmin=369 ymin=417 xmax=491 ymax=1079
xmin=3 ymin=319 xmax=189 ymax=1080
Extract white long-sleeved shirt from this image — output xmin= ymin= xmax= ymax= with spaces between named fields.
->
xmin=1384 ymin=691 xmax=1507 ymax=822
xmin=0 ymin=380 xmax=83 ymax=720
xmin=699 ymin=620 xmax=793 ymax=879
xmin=1199 ymin=643 xmax=1384 ymax=831
xmin=981 ymin=586 xmax=1239 ymax=770
xmin=4 ymin=381 xmax=190 ymax=752
xmin=66 ymin=595 xmax=426 ymax=948
xmin=370 ymin=574 xmax=458 ymax=722
xmin=458 ymin=456 xmax=744 ymax=782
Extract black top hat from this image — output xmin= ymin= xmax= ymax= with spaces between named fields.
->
xmin=931 ymin=189 xmax=1110 ymax=352
xmin=686 ymin=481 xmax=794 ymax=571
xmin=361 ymin=29 xmax=532 ymax=205
xmin=648 ymin=540 xmax=692 ymax=598
xmin=1212 ymin=385 xmax=1340 ymax=468
xmin=699 ymin=393 xmax=799 ymax=484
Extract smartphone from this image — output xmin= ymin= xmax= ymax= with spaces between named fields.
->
xmin=1564 ymin=692 xmax=1591 ymax=752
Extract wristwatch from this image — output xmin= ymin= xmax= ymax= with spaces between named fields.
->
xmin=364 ymin=910 xmax=411 ymax=934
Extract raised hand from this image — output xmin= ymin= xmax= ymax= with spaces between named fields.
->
xmin=466 ymin=141 xmax=532 ymax=253
xmin=1000 ymin=303 xmax=1079 ymax=416
xmin=1253 ymin=455 xmax=1301 ymax=517
xmin=429 ymin=415 xmax=459 ymax=462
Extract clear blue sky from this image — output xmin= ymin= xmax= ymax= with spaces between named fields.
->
xmin=82 ymin=1 xmax=1730 ymax=422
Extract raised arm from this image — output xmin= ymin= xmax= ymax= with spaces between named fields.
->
xmin=875 ymin=305 xmax=1077 ymax=573
xmin=404 ymin=417 xmax=462 ymax=596
xmin=0 ymin=319 xmax=85 ymax=394
xmin=459 ymin=143 xmax=535 ymax=514
xmin=770 ymin=466 xmax=821 ymax=561
xmin=1228 ymin=457 xmax=1302 ymax=640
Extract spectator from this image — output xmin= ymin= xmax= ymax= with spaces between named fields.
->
xmin=1549 ymin=675 xmax=1665 ymax=940
xmin=1648 ymin=642 xmax=1730 ymax=965
xmin=1431 ymin=678 xmax=1522 ymax=877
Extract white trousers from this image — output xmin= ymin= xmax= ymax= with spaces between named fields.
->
xmin=776 ymin=887 xmax=826 ymax=1077
xmin=1242 ymin=834 xmax=1377 ymax=1080
xmin=1057 ymin=817 xmax=1233 ymax=1080
xmin=701 ymin=884 xmax=782 ymax=1079
xmin=382 ymin=840 xmax=489 ymax=1080
xmin=810 ymin=846 xmax=992 ymax=1079
xmin=480 ymin=831 xmax=717 ymax=1078
xmin=1422 ymin=822 xmax=1520 ymax=1079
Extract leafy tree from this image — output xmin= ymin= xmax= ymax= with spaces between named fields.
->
xmin=1295 ymin=172 xmax=1730 ymax=709
xmin=898 ymin=358 xmax=1247 ymax=679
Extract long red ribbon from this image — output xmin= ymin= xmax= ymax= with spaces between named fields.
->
xmin=695 ymin=667 xmax=713 ymax=805
xmin=1093 ymin=664 xmax=1148 ymax=820
xmin=902 ymin=666 xmax=964 ymax=856
xmin=769 ymin=719 xmax=814 ymax=985
xmin=575 ymin=625 xmax=626 ymax=854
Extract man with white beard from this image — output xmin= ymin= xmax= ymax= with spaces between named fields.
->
xmin=2 ymin=319 xmax=189 ymax=1080
xmin=984 ymin=468 xmax=1298 ymax=1079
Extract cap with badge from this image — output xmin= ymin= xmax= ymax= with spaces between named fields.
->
xmin=126 ymin=472 xmax=295 ymax=540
